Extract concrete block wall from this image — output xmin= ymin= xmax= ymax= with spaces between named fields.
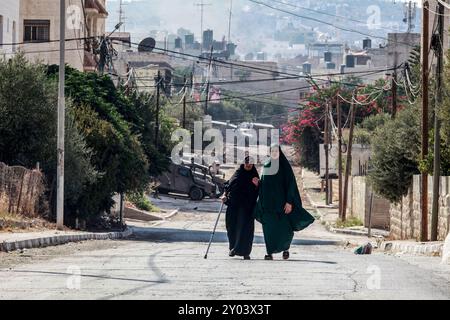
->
xmin=390 ymin=175 xmax=450 ymax=241
xmin=331 ymin=175 xmax=390 ymax=230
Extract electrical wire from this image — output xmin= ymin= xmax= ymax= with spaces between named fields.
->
xmin=248 ymin=0 xmax=418 ymax=48
xmin=116 ymin=40 xmax=401 ymax=90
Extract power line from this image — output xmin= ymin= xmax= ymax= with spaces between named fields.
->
xmin=267 ymin=0 xmax=406 ymax=34
xmin=248 ymin=0 xmax=418 ymax=48
xmin=117 ymin=40 xmax=401 ymax=90
xmin=0 ymin=36 xmax=95 ymax=47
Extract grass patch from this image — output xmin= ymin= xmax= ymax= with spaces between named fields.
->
xmin=334 ymin=217 xmax=363 ymax=229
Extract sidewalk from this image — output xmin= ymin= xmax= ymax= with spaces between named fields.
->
xmin=0 ymin=197 xmax=180 ymax=253
xmin=0 ymin=228 xmax=133 ymax=252
xmin=300 ymin=168 xmax=446 ymax=257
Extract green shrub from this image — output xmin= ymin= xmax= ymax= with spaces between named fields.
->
xmin=368 ymin=105 xmax=421 ymax=203
xmin=127 ymin=193 xmax=156 ymax=212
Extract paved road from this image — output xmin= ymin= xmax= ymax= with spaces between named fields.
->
xmin=1 ymin=197 xmax=450 ymax=300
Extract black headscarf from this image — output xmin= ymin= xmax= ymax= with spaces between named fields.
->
xmin=225 ymin=164 xmax=259 ymax=209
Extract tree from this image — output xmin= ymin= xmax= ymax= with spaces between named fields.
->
xmin=46 ymin=66 xmax=153 ymax=223
xmin=368 ymin=105 xmax=421 ymax=202
xmin=0 ymin=55 xmax=99 ymax=223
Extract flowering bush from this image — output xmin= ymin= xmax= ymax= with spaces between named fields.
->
xmin=282 ymin=80 xmax=391 ymax=172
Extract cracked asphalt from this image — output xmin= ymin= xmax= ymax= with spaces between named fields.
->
xmin=1 ymin=196 xmax=450 ymax=300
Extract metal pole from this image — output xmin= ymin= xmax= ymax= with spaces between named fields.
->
xmin=431 ymin=1 xmax=444 ymax=241
xmin=205 ymin=46 xmax=213 ymax=115
xmin=56 ymin=0 xmax=66 ymax=230
xmin=204 ymin=202 xmax=224 ymax=259
xmin=368 ymin=191 xmax=374 ymax=238
xmin=119 ymin=193 xmax=124 ymax=229
xmin=183 ymin=75 xmax=187 ymax=129
xmin=421 ymin=2 xmax=430 ymax=242
xmin=337 ymin=95 xmax=343 ymax=218
xmin=228 ymin=0 xmax=233 ymax=43
xmin=329 ymin=101 xmax=333 ymax=205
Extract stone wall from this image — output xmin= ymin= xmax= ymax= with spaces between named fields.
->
xmin=331 ymin=176 xmax=390 ymax=230
xmin=390 ymin=175 xmax=450 ymax=241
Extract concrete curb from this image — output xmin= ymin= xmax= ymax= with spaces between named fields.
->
xmin=164 ymin=209 xmax=179 ymax=220
xmin=0 ymin=228 xmax=133 ymax=253
xmin=382 ymin=241 xmax=444 ymax=257
xmin=125 ymin=206 xmax=164 ymax=221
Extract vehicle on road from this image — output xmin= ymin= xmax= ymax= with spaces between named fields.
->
xmin=156 ymin=161 xmax=219 ymax=201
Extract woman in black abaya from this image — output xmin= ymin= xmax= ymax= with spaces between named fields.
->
xmin=222 ymin=157 xmax=260 ymax=260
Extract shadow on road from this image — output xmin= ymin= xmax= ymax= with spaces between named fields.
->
xmin=127 ymin=226 xmax=341 ymax=246
xmin=232 ymin=258 xmax=337 ymax=264
xmin=6 ymin=269 xmax=168 ymax=284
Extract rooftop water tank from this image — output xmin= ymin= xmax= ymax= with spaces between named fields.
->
xmin=303 ymin=63 xmax=312 ymax=74
xmin=345 ymin=55 xmax=355 ymax=68
xmin=363 ymin=38 xmax=372 ymax=50
xmin=326 ymin=62 xmax=336 ymax=70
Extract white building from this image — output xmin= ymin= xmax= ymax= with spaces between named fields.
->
xmin=2 ymin=0 xmax=108 ymax=71
xmin=0 ymin=0 xmax=20 ymax=59
xmin=17 ymin=0 xmax=108 ymax=71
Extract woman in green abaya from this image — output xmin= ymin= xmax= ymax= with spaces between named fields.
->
xmin=254 ymin=144 xmax=315 ymax=260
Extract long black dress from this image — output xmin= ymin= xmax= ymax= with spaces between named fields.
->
xmin=224 ymin=165 xmax=259 ymax=257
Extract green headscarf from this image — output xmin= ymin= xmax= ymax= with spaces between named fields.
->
xmin=255 ymin=145 xmax=315 ymax=232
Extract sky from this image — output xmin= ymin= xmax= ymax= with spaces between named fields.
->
xmin=106 ymin=0 xmax=242 ymax=41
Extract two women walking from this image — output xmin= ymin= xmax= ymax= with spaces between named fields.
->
xmin=223 ymin=145 xmax=315 ymax=260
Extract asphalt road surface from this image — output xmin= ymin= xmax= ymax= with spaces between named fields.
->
xmin=1 ymin=197 xmax=450 ymax=300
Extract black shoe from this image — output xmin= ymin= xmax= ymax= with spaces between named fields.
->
xmin=244 ymin=255 xmax=251 ymax=260
xmin=229 ymin=250 xmax=236 ymax=257
xmin=264 ymin=254 xmax=273 ymax=260
xmin=283 ymin=251 xmax=290 ymax=260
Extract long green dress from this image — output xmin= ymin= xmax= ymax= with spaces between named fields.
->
xmin=254 ymin=147 xmax=315 ymax=254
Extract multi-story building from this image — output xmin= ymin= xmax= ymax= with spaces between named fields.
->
xmin=203 ymin=29 xmax=213 ymax=51
xmin=116 ymin=52 xmax=174 ymax=94
xmin=13 ymin=0 xmax=107 ymax=71
xmin=0 ymin=0 xmax=20 ymax=59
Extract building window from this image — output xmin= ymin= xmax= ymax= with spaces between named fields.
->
xmin=24 ymin=20 xmax=50 ymax=42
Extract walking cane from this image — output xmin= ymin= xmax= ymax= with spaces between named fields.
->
xmin=204 ymin=202 xmax=225 ymax=259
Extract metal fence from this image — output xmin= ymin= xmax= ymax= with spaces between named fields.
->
xmin=0 ymin=162 xmax=44 ymax=217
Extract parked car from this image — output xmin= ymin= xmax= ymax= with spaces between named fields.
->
xmin=157 ymin=162 xmax=218 ymax=201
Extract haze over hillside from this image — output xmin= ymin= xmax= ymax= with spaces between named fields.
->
xmin=106 ymin=0 xmax=421 ymax=57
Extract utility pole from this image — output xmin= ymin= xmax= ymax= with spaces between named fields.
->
xmin=421 ymin=1 xmax=430 ymax=242
xmin=392 ymin=53 xmax=398 ymax=119
xmin=404 ymin=1 xmax=417 ymax=33
xmin=118 ymin=0 xmax=126 ymax=32
xmin=56 ymin=0 xmax=66 ymax=230
xmin=431 ymin=1 xmax=444 ymax=241
xmin=324 ymin=101 xmax=330 ymax=205
xmin=228 ymin=0 xmax=233 ymax=43
xmin=337 ymin=95 xmax=343 ymax=218
xmin=328 ymin=102 xmax=333 ymax=205
xmin=342 ymin=95 xmax=356 ymax=222
xmin=205 ymin=46 xmax=213 ymax=115
xmin=183 ymin=75 xmax=187 ymax=129
xmin=155 ymin=70 xmax=161 ymax=147
xmin=195 ymin=1 xmax=212 ymax=53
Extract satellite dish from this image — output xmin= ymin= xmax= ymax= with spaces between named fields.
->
xmin=138 ymin=37 xmax=156 ymax=52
